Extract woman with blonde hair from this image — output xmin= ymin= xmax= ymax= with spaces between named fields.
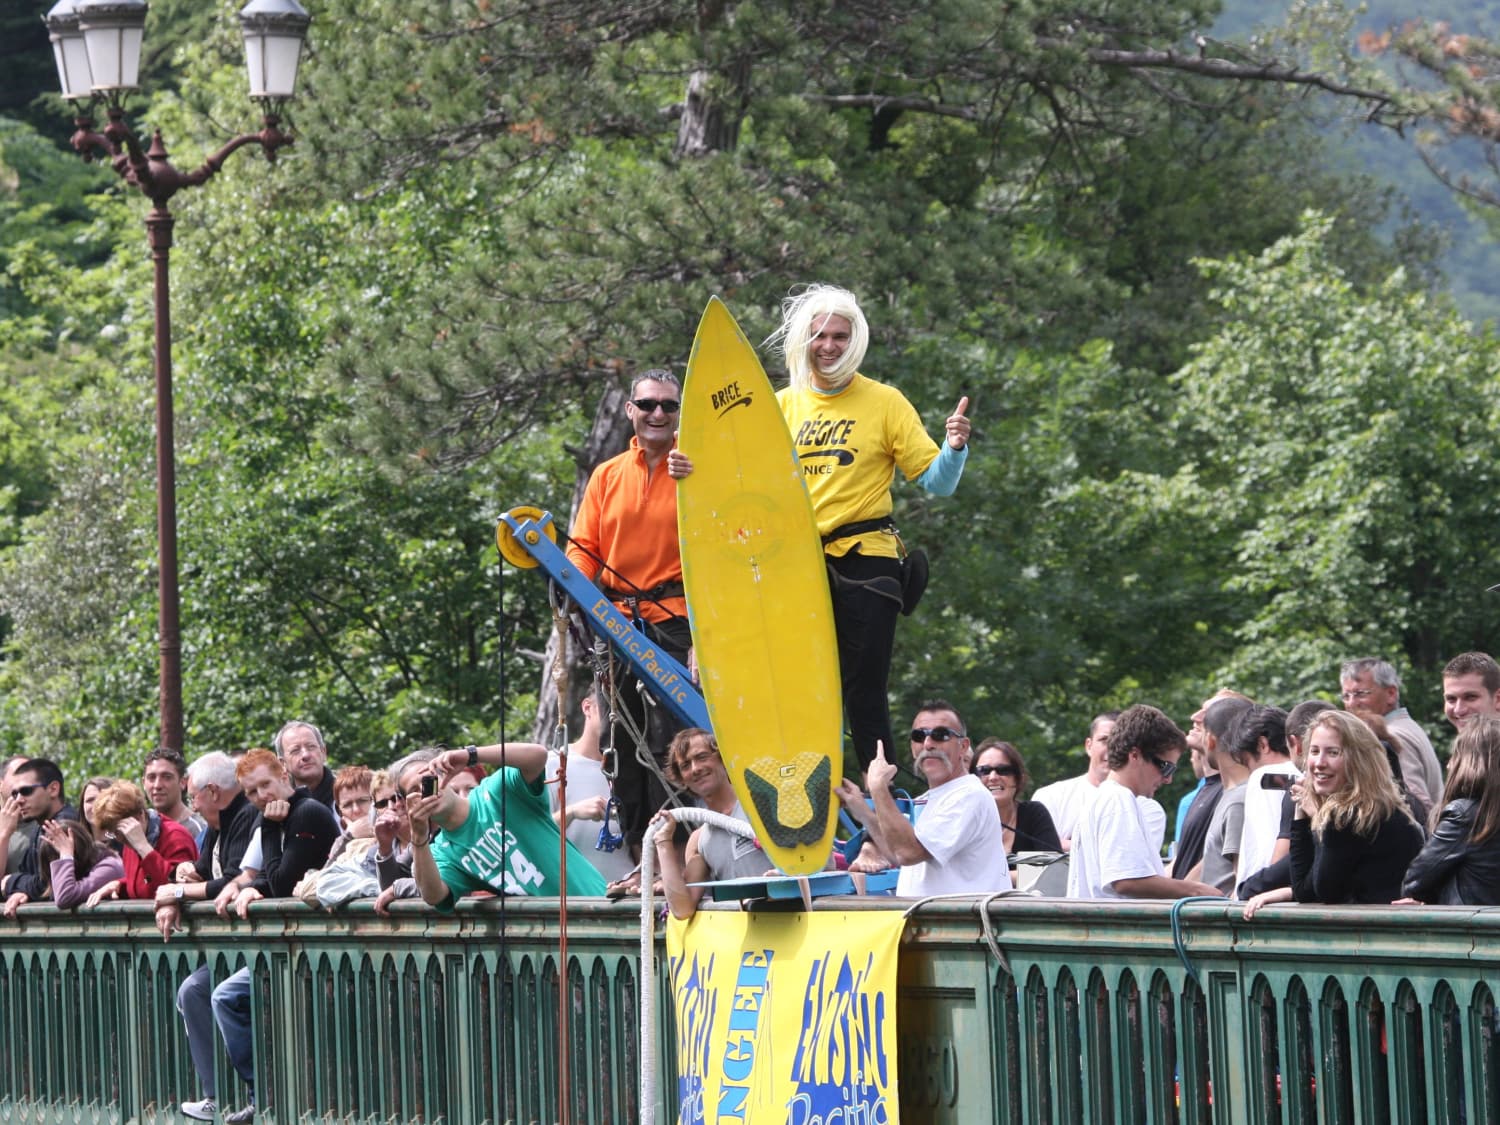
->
xmin=772 ymin=285 xmax=973 ymax=777
xmin=1350 ymin=708 xmax=1429 ymax=825
xmin=1243 ymin=710 xmax=1422 ymax=917
xmin=1401 ymin=713 xmax=1500 ymax=905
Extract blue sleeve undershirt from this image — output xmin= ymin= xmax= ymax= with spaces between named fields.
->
xmin=808 ymin=381 xmax=968 ymax=495
xmin=915 ymin=441 xmax=967 ymax=496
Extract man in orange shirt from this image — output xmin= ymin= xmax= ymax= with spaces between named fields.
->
xmin=567 ymin=369 xmax=692 ymax=856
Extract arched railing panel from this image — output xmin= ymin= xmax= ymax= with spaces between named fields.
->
xmin=0 ymin=896 xmax=1495 ymax=1123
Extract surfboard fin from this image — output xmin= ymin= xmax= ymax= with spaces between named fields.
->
xmin=743 ymin=757 xmax=831 ymax=850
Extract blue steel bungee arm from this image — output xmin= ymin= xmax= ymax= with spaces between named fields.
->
xmin=497 ymin=509 xmax=711 ymax=731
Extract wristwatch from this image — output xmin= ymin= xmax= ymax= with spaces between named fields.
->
xmin=465 ymin=745 xmax=479 ymax=768
xmin=173 ymin=884 xmax=186 ymax=901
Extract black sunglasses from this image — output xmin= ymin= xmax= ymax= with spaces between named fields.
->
xmin=630 ymin=397 xmax=680 ymax=414
xmin=11 ymin=783 xmax=43 ymax=798
xmin=374 ymin=795 xmax=403 ymax=810
xmin=975 ymin=764 xmax=1018 ymax=778
xmin=910 ymin=726 xmax=964 ymax=744
xmin=1147 ymin=754 xmax=1178 ymax=780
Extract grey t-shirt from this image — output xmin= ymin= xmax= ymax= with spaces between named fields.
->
xmin=1201 ymin=783 xmax=1249 ymax=894
xmin=697 ymin=801 xmax=776 ymax=882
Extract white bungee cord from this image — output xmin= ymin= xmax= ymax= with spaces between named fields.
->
xmin=637 ymin=807 xmax=759 ymax=1125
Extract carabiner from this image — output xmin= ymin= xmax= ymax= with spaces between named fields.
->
xmin=596 ymin=796 xmax=626 ymax=853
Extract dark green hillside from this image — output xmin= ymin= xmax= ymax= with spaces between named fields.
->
xmin=1218 ymin=0 xmax=1500 ymax=320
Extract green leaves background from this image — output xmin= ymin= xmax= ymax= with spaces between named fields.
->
xmin=1 ymin=0 xmax=1496 ymax=797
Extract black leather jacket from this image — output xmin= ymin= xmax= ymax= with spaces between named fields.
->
xmin=1401 ymin=799 xmax=1500 ymax=906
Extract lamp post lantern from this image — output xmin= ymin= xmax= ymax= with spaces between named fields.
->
xmin=43 ymin=0 xmax=310 ymax=752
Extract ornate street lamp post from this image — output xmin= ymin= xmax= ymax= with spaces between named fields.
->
xmin=43 ymin=0 xmax=311 ymax=751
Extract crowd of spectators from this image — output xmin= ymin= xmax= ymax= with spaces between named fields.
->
xmin=1 ymin=650 xmax=1498 ymax=1115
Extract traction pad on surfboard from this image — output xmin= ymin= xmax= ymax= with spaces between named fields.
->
xmin=742 ymin=755 xmax=832 ymax=849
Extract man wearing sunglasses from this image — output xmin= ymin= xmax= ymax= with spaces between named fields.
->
xmin=1067 ymin=705 xmax=1224 ymax=901
xmin=835 ymin=702 xmax=1010 ymax=896
xmin=0 ymin=758 xmax=79 ymax=906
xmin=0 ymin=757 xmax=35 ymax=878
xmin=566 ymin=369 xmax=694 ymax=862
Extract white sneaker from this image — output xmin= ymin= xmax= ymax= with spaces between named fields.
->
xmin=180 ymin=1097 xmax=217 ymax=1121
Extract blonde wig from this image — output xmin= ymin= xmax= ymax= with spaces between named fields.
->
xmin=1304 ymin=710 xmax=1414 ymax=838
xmin=769 ymin=284 xmax=870 ymax=393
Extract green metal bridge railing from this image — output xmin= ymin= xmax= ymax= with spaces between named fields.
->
xmin=1 ymin=895 xmax=1496 ymax=1123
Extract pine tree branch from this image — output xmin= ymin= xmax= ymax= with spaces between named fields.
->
xmin=1072 ymin=45 xmax=1398 ymax=120
xmin=803 ymin=94 xmax=981 ymax=121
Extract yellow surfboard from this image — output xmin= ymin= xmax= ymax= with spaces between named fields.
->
xmin=677 ymin=296 xmax=843 ymax=876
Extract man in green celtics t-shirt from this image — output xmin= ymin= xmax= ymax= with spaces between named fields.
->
xmin=403 ymin=742 xmax=607 ymax=910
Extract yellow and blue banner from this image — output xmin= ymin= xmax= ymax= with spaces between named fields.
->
xmin=666 ymin=909 xmax=906 ymax=1124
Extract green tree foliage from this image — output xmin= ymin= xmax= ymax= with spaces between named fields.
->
xmin=886 ymin=214 xmax=1500 ymax=793
xmin=0 ymin=157 xmax=579 ymax=771
xmin=296 ymin=0 xmax=1418 ymax=467
xmin=1166 ymin=214 xmax=1500 ymax=710
xmin=0 ymin=115 xmax=126 ymax=531
xmin=2 ymin=0 xmax=1494 ymax=792
xmin=276 ymin=0 xmax=1436 ymax=780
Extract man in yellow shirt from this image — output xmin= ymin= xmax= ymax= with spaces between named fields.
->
xmin=663 ymin=287 xmax=970 ymax=776
xmin=770 ymin=286 xmax=971 ymax=774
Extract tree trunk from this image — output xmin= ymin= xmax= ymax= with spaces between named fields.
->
xmin=675 ymin=59 xmax=751 ymax=158
xmin=530 ymin=383 xmax=634 ymax=742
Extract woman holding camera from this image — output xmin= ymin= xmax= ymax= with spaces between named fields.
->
xmin=1243 ymin=710 xmax=1423 ymax=916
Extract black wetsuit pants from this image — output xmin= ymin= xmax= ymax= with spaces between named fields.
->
xmin=826 ymin=551 xmax=902 ymax=774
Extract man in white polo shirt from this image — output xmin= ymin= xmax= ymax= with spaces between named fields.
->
xmin=836 ymin=701 xmax=1010 ymax=896
xmin=1068 ymin=704 xmax=1223 ymax=901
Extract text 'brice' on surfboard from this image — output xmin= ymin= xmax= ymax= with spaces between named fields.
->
xmin=712 ymin=381 xmax=752 ymax=416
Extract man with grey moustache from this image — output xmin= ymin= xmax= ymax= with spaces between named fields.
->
xmin=836 ymin=701 xmax=1010 ymax=896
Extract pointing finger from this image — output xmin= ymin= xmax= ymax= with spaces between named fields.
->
xmin=953 ymin=396 xmax=969 ymax=418
xmin=874 ymin=740 xmax=887 ymax=761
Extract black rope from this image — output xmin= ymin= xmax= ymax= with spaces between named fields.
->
xmin=566 ymin=583 xmax=686 ymax=809
xmin=558 ymin=530 xmax=689 ymax=623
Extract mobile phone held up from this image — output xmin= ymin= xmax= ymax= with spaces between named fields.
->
xmin=421 ymin=774 xmax=438 ymax=798
xmin=1259 ymin=773 xmax=1298 ymax=791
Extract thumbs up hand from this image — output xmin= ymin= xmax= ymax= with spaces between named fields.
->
xmin=945 ymin=396 xmax=970 ymax=450
xmin=867 ymin=740 xmax=896 ymax=793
